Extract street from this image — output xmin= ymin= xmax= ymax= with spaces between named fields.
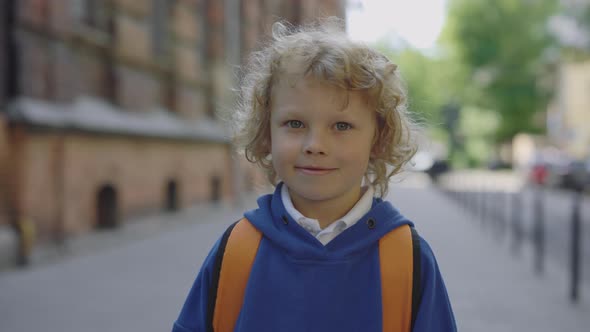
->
xmin=0 ymin=175 xmax=589 ymax=331
xmin=0 ymin=202 xmax=250 ymax=332
xmin=520 ymin=187 xmax=590 ymax=285
xmin=440 ymin=170 xmax=590 ymax=286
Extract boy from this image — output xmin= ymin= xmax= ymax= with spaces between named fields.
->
xmin=173 ymin=18 xmax=456 ymax=332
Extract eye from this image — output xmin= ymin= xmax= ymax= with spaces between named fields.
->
xmin=335 ymin=122 xmax=352 ymax=131
xmin=286 ymin=120 xmax=304 ymax=129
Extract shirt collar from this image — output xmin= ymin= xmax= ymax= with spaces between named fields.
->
xmin=280 ymin=183 xmax=374 ymax=231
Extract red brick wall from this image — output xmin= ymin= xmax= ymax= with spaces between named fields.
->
xmin=240 ymin=1 xmax=346 ymax=58
xmin=116 ymin=15 xmax=152 ymax=66
xmin=17 ymin=0 xmax=51 ymax=30
xmin=172 ymin=1 xmax=200 ymax=42
xmin=301 ymin=0 xmax=345 ymax=22
xmin=47 ymin=0 xmax=75 ymax=37
xmin=241 ymin=1 xmax=263 ymax=56
xmin=116 ymin=0 xmax=152 ymax=17
xmin=17 ymin=131 xmax=233 ymax=237
xmin=0 ymin=116 xmax=10 ymax=226
xmin=4 ymin=0 xmax=346 ymax=246
xmin=206 ymin=0 xmax=225 ymax=59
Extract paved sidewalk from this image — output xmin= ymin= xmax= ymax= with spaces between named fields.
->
xmin=0 ymin=175 xmax=588 ymax=331
xmin=0 ymin=193 xmax=262 ymax=272
xmin=0 ymin=195 xmax=260 ymax=332
xmin=389 ymin=178 xmax=590 ymax=331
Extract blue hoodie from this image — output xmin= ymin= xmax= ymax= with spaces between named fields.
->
xmin=173 ymin=184 xmax=457 ymax=332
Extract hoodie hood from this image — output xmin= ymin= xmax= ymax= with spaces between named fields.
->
xmin=244 ymin=183 xmax=413 ymax=260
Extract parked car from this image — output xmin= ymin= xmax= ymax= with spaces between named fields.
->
xmin=527 ymin=152 xmax=571 ymax=188
xmin=529 ymin=157 xmax=590 ymax=191
xmin=529 ymin=162 xmax=549 ymax=185
xmin=560 ymin=159 xmax=590 ymax=191
xmin=425 ymin=159 xmax=450 ymax=182
xmin=487 ymin=159 xmax=512 ymax=170
xmin=528 ymin=160 xmax=566 ymax=187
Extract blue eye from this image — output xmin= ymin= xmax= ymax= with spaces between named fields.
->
xmin=286 ymin=120 xmax=304 ymax=129
xmin=335 ymin=122 xmax=352 ymax=131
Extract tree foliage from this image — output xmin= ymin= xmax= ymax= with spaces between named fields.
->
xmin=377 ymin=47 xmax=462 ymax=132
xmin=442 ymin=0 xmax=558 ymax=142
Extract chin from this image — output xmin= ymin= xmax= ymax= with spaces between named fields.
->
xmin=288 ymin=184 xmax=343 ymax=202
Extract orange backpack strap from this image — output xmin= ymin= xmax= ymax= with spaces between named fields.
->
xmin=379 ymin=224 xmax=422 ymax=332
xmin=211 ymin=218 xmax=261 ymax=332
xmin=206 ymin=220 xmax=421 ymax=332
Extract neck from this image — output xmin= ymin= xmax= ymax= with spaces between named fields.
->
xmin=288 ymin=186 xmax=364 ymax=229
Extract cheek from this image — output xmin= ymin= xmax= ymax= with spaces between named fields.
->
xmin=271 ymin=130 xmax=300 ymax=151
xmin=355 ymin=151 xmax=372 ymax=169
xmin=270 ymin=131 xmax=299 ymax=166
xmin=343 ymin=138 xmax=374 ymax=169
xmin=269 ymin=128 xmax=281 ymax=153
xmin=340 ymin=144 xmax=372 ymax=165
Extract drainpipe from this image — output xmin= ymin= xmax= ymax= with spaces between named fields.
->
xmin=4 ymin=0 xmax=32 ymax=266
xmin=54 ymin=132 xmax=67 ymax=251
xmin=3 ymin=0 xmax=19 ymax=100
xmin=225 ymin=0 xmax=243 ymax=205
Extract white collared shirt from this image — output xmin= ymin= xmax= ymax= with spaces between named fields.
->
xmin=281 ymin=184 xmax=374 ymax=245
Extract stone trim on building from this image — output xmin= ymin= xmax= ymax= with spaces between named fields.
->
xmin=6 ymin=96 xmax=229 ymax=143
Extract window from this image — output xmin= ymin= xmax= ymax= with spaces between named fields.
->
xmin=152 ymin=0 xmax=172 ymax=59
xmin=84 ymin=0 xmax=110 ymax=31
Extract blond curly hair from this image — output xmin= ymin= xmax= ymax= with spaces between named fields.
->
xmin=231 ymin=17 xmax=418 ymax=197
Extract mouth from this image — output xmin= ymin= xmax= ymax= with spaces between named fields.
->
xmin=295 ymin=166 xmax=337 ymax=175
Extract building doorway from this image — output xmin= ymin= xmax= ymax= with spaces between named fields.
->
xmin=165 ymin=179 xmax=178 ymax=212
xmin=211 ymin=176 xmax=221 ymax=202
xmin=96 ymin=185 xmax=118 ymax=229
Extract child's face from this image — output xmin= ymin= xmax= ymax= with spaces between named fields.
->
xmin=270 ymin=76 xmax=376 ymax=209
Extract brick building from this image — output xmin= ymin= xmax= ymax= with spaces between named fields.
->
xmin=0 ymin=0 xmax=345 ymax=257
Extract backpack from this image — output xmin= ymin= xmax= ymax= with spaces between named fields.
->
xmin=206 ymin=218 xmax=422 ymax=332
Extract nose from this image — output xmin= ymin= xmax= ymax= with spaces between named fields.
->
xmin=303 ymin=129 xmax=328 ymax=155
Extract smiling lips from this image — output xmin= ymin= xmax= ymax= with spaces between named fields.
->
xmin=295 ymin=166 xmax=337 ymax=175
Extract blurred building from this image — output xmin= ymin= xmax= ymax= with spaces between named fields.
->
xmin=546 ymin=60 xmax=590 ymax=159
xmin=0 ymin=0 xmax=344 ymax=250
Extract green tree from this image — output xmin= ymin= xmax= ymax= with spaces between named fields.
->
xmin=377 ymin=47 xmax=462 ymax=133
xmin=442 ymin=0 xmax=558 ymax=142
